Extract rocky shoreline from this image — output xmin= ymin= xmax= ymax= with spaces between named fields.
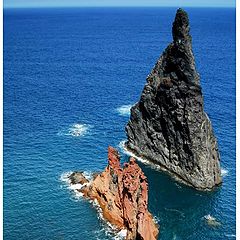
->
xmin=124 ymin=143 xmax=221 ymax=191
xmin=66 ymin=146 xmax=159 ymax=240
xmin=123 ymin=143 xmax=197 ymax=187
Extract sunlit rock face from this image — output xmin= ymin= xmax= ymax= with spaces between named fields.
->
xmin=69 ymin=146 xmax=159 ymax=240
xmin=125 ymin=8 xmax=222 ymax=190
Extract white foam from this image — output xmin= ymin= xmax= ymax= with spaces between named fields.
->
xmin=118 ymin=140 xmax=145 ymax=162
xmin=116 ymin=104 xmax=132 ymax=116
xmin=221 ymin=168 xmax=228 ymax=177
xmin=118 ymin=140 xmax=128 ymax=153
xmin=174 ymin=182 xmax=182 ymax=189
xmin=82 ymin=170 xmax=93 ymax=181
xmin=204 ymin=214 xmax=215 ymax=220
xmin=74 ymin=191 xmax=84 ymax=198
xmin=58 ymin=123 xmax=92 ymax=137
xmin=203 ymin=214 xmax=221 ymax=227
xmin=115 ymin=229 xmax=127 ymax=239
xmin=153 ymin=216 xmax=160 ymax=224
xmin=92 ymin=198 xmax=126 ymax=239
xmin=60 ymin=170 xmax=128 ymax=239
xmin=69 ymin=183 xmax=86 ymax=190
xmin=118 ymin=140 xmax=162 ymax=171
xmin=120 ymin=140 xmax=228 ymax=182
xmin=60 ymin=171 xmax=92 ymax=200
xmin=225 ymin=234 xmax=236 ymax=238
xmin=60 ymin=171 xmax=72 ymax=184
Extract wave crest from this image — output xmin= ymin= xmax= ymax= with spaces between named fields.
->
xmin=60 ymin=171 xmax=93 ymax=199
xmin=221 ymin=168 xmax=228 ymax=177
xmin=118 ymin=140 xmax=162 ymax=171
xmin=116 ymin=105 xmax=132 ymax=116
xmin=60 ymin=171 xmax=126 ymax=239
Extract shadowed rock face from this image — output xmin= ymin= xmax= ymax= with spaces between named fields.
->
xmin=125 ymin=8 xmax=222 ymax=190
xmin=70 ymin=147 xmax=159 ymax=240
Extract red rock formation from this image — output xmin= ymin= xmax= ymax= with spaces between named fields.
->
xmin=69 ymin=146 xmax=159 ymax=240
xmin=122 ymin=158 xmax=159 ymax=240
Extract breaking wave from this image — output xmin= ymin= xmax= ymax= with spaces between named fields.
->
xmin=58 ymin=123 xmax=92 ymax=137
xmin=60 ymin=171 xmax=93 ymax=199
xmin=116 ymin=104 xmax=132 ymax=116
xmin=221 ymin=168 xmax=228 ymax=177
xmin=92 ymin=199 xmax=127 ymax=240
xmin=60 ymin=171 xmax=127 ymax=239
xmin=118 ymin=140 xmax=163 ymax=172
xmin=120 ymin=140 xmax=230 ymax=181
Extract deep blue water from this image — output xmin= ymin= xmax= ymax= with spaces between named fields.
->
xmin=4 ymin=7 xmax=235 ymax=240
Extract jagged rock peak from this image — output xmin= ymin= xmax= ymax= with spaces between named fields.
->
xmin=148 ymin=8 xmax=199 ymax=86
xmin=125 ymin=9 xmax=222 ymax=190
xmin=172 ymin=8 xmax=190 ymax=42
xmin=68 ymin=147 xmax=159 ymax=240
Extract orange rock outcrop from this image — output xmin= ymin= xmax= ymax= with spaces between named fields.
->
xmin=70 ymin=146 xmax=159 ymax=240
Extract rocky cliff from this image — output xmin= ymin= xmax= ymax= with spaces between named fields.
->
xmin=68 ymin=146 xmax=159 ymax=240
xmin=125 ymin=8 xmax=222 ymax=190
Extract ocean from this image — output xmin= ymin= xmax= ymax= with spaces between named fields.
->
xmin=3 ymin=7 xmax=236 ymax=240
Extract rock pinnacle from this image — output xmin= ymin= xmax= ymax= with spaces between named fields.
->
xmin=125 ymin=9 xmax=222 ymax=190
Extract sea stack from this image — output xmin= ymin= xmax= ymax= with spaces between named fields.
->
xmin=68 ymin=146 xmax=159 ymax=240
xmin=125 ymin=9 xmax=222 ymax=190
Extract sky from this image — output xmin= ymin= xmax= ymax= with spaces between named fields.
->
xmin=4 ymin=0 xmax=236 ymax=8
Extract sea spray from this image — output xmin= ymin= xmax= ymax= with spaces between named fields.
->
xmin=116 ymin=105 xmax=132 ymax=116
xmin=221 ymin=168 xmax=228 ymax=177
xmin=118 ymin=140 xmax=164 ymax=172
xmin=60 ymin=171 xmax=127 ymax=239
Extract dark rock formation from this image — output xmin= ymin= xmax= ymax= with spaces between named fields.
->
xmin=125 ymin=8 xmax=222 ymax=190
xmin=68 ymin=172 xmax=89 ymax=185
xmin=68 ymin=146 xmax=159 ymax=240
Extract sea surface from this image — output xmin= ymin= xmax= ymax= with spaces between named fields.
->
xmin=4 ymin=7 xmax=236 ymax=240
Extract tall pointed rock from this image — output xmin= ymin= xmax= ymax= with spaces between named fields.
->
xmin=125 ymin=9 xmax=222 ymax=190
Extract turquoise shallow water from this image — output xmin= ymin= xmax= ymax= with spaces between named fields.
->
xmin=4 ymin=7 xmax=235 ymax=239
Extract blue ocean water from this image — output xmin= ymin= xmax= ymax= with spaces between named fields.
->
xmin=3 ymin=7 xmax=235 ymax=240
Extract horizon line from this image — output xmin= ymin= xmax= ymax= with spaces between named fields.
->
xmin=4 ymin=5 xmax=236 ymax=9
